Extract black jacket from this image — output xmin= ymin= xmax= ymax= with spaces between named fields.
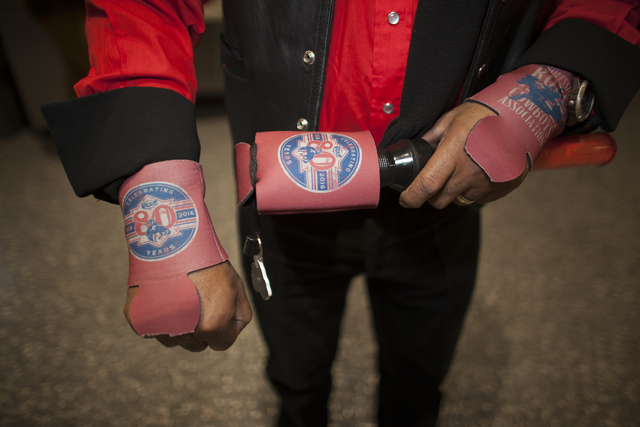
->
xmin=43 ymin=0 xmax=640 ymax=203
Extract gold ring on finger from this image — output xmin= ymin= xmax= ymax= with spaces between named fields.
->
xmin=456 ymin=194 xmax=475 ymax=205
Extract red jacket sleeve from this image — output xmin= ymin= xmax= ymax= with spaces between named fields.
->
xmin=544 ymin=0 xmax=640 ymax=46
xmin=75 ymin=0 xmax=205 ymax=103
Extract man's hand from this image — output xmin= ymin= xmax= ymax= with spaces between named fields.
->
xmin=123 ymin=261 xmax=252 ymax=352
xmin=399 ymin=102 xmax=528 ymax=209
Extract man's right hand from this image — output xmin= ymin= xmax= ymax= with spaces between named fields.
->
xmin=123 ymin=261 xmax=252 ymax=352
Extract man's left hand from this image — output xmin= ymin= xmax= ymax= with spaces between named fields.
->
xmin=399 ymin=102 xmax=528 ymax=209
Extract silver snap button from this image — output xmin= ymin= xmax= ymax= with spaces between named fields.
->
xmin=383 ymin=103 xmax=394 ymax=114
xmin=477 ymin=64 xmax=487 ymax=80
xmin=303 ymin=50 xmax=315 ymax=65
xmin=388 ymin=12 xmax=400 ymax=25
xmin=297 ymin=118 xmax=309 ymax=130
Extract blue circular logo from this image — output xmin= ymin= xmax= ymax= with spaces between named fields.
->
xmin=121 ymin=182 xmax=198 ymax=261
xmin=278 ymin=133 xmax=362 ymax=192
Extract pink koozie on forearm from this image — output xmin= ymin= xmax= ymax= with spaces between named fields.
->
xmin=119 ymin=160 xmax=228 ymax=337
xmin=465 ymin=64 xmax=573 ymax=182
xmin=236 ymin=131 xmax=380 ymax=214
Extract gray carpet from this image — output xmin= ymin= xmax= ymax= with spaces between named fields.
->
xmin=1 ymin=93 xmax=638 ymax=426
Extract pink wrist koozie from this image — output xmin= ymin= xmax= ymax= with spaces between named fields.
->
xmin=465 ymin=64 xmax=574 ymax=182
xmin=236 ymin=131 xmax=380 ymax=214
xmin=118 ymin=160 xmax=228 ymax=337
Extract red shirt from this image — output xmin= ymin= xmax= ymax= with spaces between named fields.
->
xmin=77 ymin=0 xmax=205 ymax=103
xmin=544 ymin=0 xmax=640 ymax=44
xmin=76 ymin=0 xmax=640 ymax=134
xmin=318 ymin=0 xmax=419 ymax=144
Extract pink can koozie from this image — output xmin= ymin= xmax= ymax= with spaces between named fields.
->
xmin=236 ymin=131 xmax=380 ymax=214
xmin=465 ymin=64 xmax=573 ymax=182
xmin=119 ymin=160 xmax=228 ymax=337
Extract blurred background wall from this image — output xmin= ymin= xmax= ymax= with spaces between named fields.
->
xmin=0 ymin=0 xmax=224 ymax=135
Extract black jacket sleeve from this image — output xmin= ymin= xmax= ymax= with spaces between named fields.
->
xmin=41 ymin=87 xmax=201 ymax=204
xmin=512 ymin=18 xmax=640 ymax=134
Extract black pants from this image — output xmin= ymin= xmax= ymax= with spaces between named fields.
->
xmin=240 ymin=190 xmax=480 ymax=427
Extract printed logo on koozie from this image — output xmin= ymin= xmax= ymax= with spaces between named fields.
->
xmin=498 ymin=66 xmax=572 ymax=145
xmin=122 ymin=182 xmax=198 ymax=261
xmin=279 ymin=133 xmax=361 ymax=192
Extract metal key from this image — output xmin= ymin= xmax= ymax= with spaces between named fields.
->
xmin=247 ymin=234 xmax=272 ymax=300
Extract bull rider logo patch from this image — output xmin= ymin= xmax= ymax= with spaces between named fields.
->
xmin=279 ymin=133 xmax=361 ymax=192
xmin=499 ymin=66 xmax=571 ymax=144
xmin=122 ymin=182 xmax=198 ymax=261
